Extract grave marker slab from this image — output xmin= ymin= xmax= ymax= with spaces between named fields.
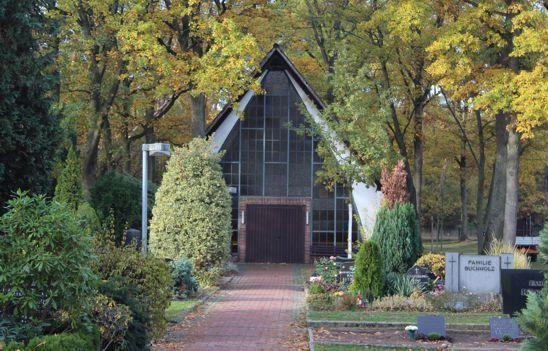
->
xmin=489 ymin=317 xmax=520 ymax=339
xmin=406 ymin=265 xmax=435 ymax=290
xmin=445 ymin=253 xmax=459 ymax=292
xmin=459 ymin=255 xmax=501 ymax=293
xmin=417 ymin=315 xmax=446 ymax=337
xmin=501 ymin=269 xmax=544 ymax=315
xmin=500 ymin=253 xmax=514 ymax=269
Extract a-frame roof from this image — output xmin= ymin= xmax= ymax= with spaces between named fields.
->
xmin=206 ymin=44 xmax=326 ymax=135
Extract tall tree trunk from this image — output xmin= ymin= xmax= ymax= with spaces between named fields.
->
xmin=503 ymin=127 xmax=520 ymax=244
xmin=413 ymin=104 xmax=424 ymax=218
xmin=479 ymin=114 xmax=508 ymax=253
xmin=475 ymin=110 xmax=486 ymax=230
xmin=458 ymin=141 xmax=468 ymax=241
xmin=101 ymin=115 xmax=113 ymax=174
xmin=83 ymin=120 xmax=101 ymax=196
xmin=191 ymin=93 xmax=206 ymax=137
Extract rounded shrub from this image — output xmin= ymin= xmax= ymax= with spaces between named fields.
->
xmin=0 ymin=192 xmax=96 ymax=333
xmin=149 ymin=138 xmax=232 ymax=286
xmin=351 ymin=240 xmax=383 ymax=299
xmin=90 ymin=171 xmax=156 ymax=244
xmin=93 ymin=239 xmax=172 ymax=340
xmin=371 ymin=203 xmax=422 ymax=275
xmin=416 ymin=253 xmax=445 ymax=278
xmin=169 ymin=258 xmax=199 ymax=299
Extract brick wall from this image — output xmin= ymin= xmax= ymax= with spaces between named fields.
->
xmin=238 ymin=196 xmax=311 ymax=263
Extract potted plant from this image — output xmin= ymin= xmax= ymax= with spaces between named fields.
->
xmin=405 ymin=325 xmax=418 ymax=340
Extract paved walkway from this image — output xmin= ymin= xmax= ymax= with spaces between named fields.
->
xmin=155 ymin=264 xmax=307 ymax=351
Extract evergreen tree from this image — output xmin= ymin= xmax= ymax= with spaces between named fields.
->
xmin=371 ymin=203 xmax=422 ymax=275
xmin=0 ymin=0 xmax=59 ymax=207
xmin=54 ymin=146 xmax=83 ymax=211
xmin=149 ymin=138 xmax=232 ymax=287
xmin=351 ymin=240 xmax=383 ymax=299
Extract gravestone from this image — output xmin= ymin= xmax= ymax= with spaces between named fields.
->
xmin=406 ymin=265 xmax=435 ymax=289
xmin=500 ymin=253 xmax=514 ymax=270
xmin=336 ymin=257 xmax=355 ymax=286
xmin=489 ymin=317 xmax=521 ymax=339
xmin=501 ymin=269 xmax=544 ymax=315
xmin=445 ymin=252 xmax=460 ymax=292
xmin=417 ymin=315 xmax=446 ymax=337
xmin=459 ymin=255 xmax=501 ymax=293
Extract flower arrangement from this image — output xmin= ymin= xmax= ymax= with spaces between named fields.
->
xmin=405 ymin=325 xmax=418 ymax=340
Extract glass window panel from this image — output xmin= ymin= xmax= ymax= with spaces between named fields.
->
xmin=265 ymin=95 xmax=288 ymax=163
xmin=240 ymin=128 xmax=263 ymax=196
xmin=264 ymin=163 xmax=287 ymax=196
xmin=241 ymin=95 xmax=264 ymax=129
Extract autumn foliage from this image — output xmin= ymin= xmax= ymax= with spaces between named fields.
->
xmin=380 ymin=160 xmax=409 ymax=209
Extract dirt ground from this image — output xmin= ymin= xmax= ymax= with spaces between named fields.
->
xmin=312 ymin=327 xmax=522 ymax=350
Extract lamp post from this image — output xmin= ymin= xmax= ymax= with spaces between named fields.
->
xmin=142 ymin=143 xmax=170 ymax=255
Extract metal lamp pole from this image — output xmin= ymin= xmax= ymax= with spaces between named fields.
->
xmin=142 ymin=143 xmax=170 ymax=255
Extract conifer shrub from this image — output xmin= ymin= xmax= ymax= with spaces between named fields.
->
xmin=149 ymin=138 xmax=232 ymax=286
xmin=351 ymin=240 xmax=383 ymax=299
xmin=53 ymin=146 xmax=83 ymax=211
xmin=371 ymin=203 xmax=422 ymax=274
xmin=517 ymin=223 xmax=547 ymax=351
xmin=90 ymin=172 xmax=156 ymax=244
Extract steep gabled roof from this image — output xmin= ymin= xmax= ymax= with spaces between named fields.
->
xmin=206 ymin=44 xmax=326 ymax=135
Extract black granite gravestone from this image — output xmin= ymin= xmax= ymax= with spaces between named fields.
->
xmin=406 ymin=265 xmax=435 ymax=290
xmin=417 ymin=315 xmax=446 ymax=337
xmin=336 ymin=258 xmax=355 ymax=286
xmin=501 ymin=269 xmax=545 ymax=315
xmin=489 ymin=317 xmax=521 ymax=339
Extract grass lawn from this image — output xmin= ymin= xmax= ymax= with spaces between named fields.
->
xmin=309 ymin=310 xmax=501 ymax=325
xmin=165 ymin=300 xmax=200 ymax=322
xmin=425 ymin=238 xmax=548 ymax=270
xmin=316 ymin=345 xmax=419 ymax=351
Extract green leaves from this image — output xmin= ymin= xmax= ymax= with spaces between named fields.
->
xmin=0 ymin=192 xmax=96 ymax=332
xmin=371 ymin=203 xmax=422 ymax=275
xmin=149 ymin=138 xmax=232 ymax=287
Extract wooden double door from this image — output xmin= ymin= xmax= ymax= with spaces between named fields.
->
xmin=245 ymin=204 xmax=305 ymax=263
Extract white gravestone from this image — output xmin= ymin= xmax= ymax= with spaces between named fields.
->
xmin=459 ymin=255 xmax=501 ymax=293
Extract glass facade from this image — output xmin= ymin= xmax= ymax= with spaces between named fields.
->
xmin=219 ymin=70 xmax=358 ymax=256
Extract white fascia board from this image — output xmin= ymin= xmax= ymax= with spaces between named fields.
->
xmin=211 ymin=70 xmax=268 ymax=153
xmin=286 ymin=70 xmax=383 ymax=238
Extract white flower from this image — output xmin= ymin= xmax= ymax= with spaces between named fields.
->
xmin=405 ymin=325 xmax=418 ymax=331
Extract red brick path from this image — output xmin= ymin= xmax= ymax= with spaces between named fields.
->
xmin=155 ymin=264 xmax=307 ymax=351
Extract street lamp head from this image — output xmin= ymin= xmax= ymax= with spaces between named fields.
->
xmin=142 ymin=143 xmax=171 ymax=156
